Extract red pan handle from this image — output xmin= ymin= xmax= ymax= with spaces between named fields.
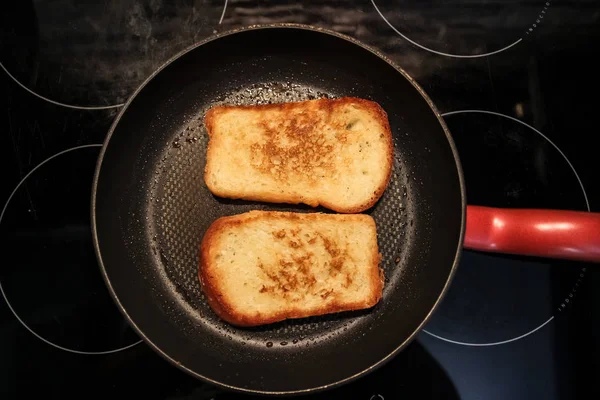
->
xmin=465 ymin=205 xmax=600 ymax=263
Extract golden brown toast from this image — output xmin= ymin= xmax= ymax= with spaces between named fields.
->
xmin=203 ymin=97 xmax=393 ymax=213
xmin=199 ymin=211 xmax=384 ymax=327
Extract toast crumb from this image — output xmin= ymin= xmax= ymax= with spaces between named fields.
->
xmin=199 ymin=211 xmax=384 ymax=327
xmin=203 ymin=97 xmax=393 ymax=213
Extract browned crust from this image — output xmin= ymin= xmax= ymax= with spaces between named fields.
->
xmin=198 ymin=214 xmax=243 ymax=326
xmin=203 ymin=97 xmax=394 ymax=213
xmin=198 ymin=211 xmax=384 ymax=327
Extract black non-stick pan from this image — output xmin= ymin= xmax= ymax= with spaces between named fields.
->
xmin=92 ymin=24 xmax=465 ymax=395
xmin=91 ymin=24 xmax=600 ymax=395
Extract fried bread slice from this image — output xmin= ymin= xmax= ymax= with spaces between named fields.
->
xmin=199 ymin=211 xmax=384 ymax=327
xmin=203 ymin=97 xmax=393 ymax=213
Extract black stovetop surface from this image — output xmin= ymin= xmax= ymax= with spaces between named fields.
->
xmin=1 ymin=1 xmax=599 ymax=399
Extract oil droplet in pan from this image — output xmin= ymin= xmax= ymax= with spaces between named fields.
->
xmin=266 ymin=342 xmax=273 ymax=348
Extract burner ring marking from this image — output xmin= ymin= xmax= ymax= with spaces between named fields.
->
xmin=0 ymin=144 xmax=143 ymax=355
xmin=422 ymin=109 xmax=590 ymax=346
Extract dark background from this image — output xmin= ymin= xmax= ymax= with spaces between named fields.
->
xmin=1 ymin=1 xmax=599 ymax=399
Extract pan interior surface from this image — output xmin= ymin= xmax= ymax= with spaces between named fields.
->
xmin=93 ymin=26 xmax=464 ymax=394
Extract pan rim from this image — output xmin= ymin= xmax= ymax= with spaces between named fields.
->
xmin=91 ymin=22 xmax=467 ymax=396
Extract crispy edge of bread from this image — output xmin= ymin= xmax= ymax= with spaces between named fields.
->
xmin=203 ymin=97 xmax=394 ymax=214
xmin=198 ymin=211 xmax=384 ymax=327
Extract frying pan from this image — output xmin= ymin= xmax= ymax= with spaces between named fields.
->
xmin=91 ymin=24 xmax=600 ymax=395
